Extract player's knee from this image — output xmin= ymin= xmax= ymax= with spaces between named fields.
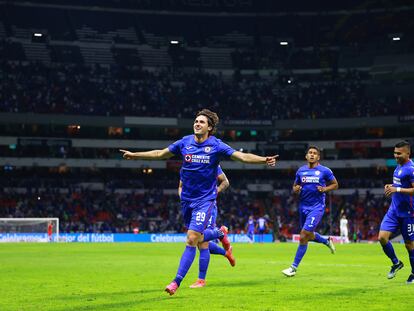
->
xmin=404 ymin=242 xmax=414 ymax=251
xmin=186 ymin=233 xmax=200 ymax=246
xmin=378 ymin=236 xmax=388 ymax=245
xmin=299 ymin=233 xmax=310 ymax=243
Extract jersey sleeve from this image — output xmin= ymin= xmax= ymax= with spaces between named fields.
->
xmin=168 ymin=138 xmax=183 ymax=156
xmin=217 ymin=140 xmax=236 ymax=159
xmin=408 ymin=167 xmax=414 ymax=184
xmin=217 ymin=165 xmax=224 ymax=176
xmin=294 ymin=170 xmax=301 ymax=184
xmin=324 ymin=167 xmax=335 ymax=182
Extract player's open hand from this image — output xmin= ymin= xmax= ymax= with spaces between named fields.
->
xmin=266 ymin=155 xmax=279 ymax=167
xmin=293 ymin=185 xmax=302 ymax=194
xmin=384 ymin=185 xmax=396 ymax=197
xmin=119 ymin=149 xmax=135 ymax=160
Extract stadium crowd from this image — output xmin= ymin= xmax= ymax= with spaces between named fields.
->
xmin=1 ymin=61 xmax=413 ymax=120
xmin=0 ymin=182 xmax=389 ymax=241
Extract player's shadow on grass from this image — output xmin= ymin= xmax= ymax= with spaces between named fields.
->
xmin=54 ymin=291 xmax=185 ymax=311
xmin=55 ymin=288 xmax=162 ymax=302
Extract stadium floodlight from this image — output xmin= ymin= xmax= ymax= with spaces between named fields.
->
xmin=0 ymin=218 xmax=59 ymax=242
xmin=170 ymin=40 xmax=179 ymax=44
xmin=280 ymin=41 xmax=288 ymax=46
xmin=392 ymin=37 xmax=400 ymax=41
xmin=33 ymin=33 xmax=43 ymax=37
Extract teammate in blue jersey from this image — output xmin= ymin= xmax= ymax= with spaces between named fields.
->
xmin=282 ymin=146 xmax=338 ymax=277
xmin=256 ymin=216 xmax=268 ymax=243
xmin=246 ymin=215 xmax=255 ymax=243
xmin=378 ymin=140 xmax=414 ymax=284
xmin=120 ymin=109 xmax=278 ymax=295
xmin=178 ymin=165 xmax=236 ymax=289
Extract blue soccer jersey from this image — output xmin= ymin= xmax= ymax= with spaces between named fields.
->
xmin=247 ymin=219 xmax=255 ymax=233
xmin=390 ymin=160 xmax=414 ymax=217
xmin=168 ymin=135 xmax=235 ymax=202
xmin=295 ymin=164 xmax=335 ymax=210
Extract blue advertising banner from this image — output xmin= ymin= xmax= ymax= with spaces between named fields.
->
xmin=0 ymin=233 xmax=274 ymax=243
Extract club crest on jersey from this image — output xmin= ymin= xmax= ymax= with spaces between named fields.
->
xmin=204 ymin=146 xmax=211 ymax=153
xmin=315 ymin=170 xmax=320 ymax=176
xmin=185 ymin=154 xmax=192 ymax=162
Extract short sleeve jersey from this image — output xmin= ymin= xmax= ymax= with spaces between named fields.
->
xmin=295 ymin=164 xmax=335 ymax=210
xmin=169 ymin=135 xmax=235 ymax=202
xmin=390 ymin=160 xmax=414 ymax=217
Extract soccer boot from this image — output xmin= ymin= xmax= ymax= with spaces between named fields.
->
xmin=387 ymin=261 xmax=404 ymax=279
xmin=406 ymin=273 xmax=414 ymax=284
xmin=327 ymin=237 xmax=336 ymax=254
xmin=165 ymin=281 xmax=179 ymax=295
xmin=282 ymin=266 xmax=297 ymax=277
xmin=189 ymin=279 xmax=206 ymax=288
xmin=219 ymin=225 xmax=231 ymax=251
xmin=225 ymin=246 xmax=236 ymax=267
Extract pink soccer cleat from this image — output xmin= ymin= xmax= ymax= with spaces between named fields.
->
xmin=189 ymin=279 xmax=206 ymax=288
xmin=225 ymin=246 xmax=236 ymax=267
xmin=165 ymin=281 xmax=179 ymax=296
xmin=219 ymin=225 xmax=231 ymax=251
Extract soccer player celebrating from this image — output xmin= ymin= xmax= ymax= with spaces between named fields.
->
xmin=378 ymin=140 xmax=414 ymax=284
xmin=120 ymin=109 xmax=278 ymax=295
xmin=282 ymin=146 xmax=338 ymax=277
xmin=178 ymin=165 xmax=236 ymax=289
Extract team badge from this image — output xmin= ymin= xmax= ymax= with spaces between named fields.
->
xmin=204 ymin=146 xmax=211 ymax=153
xmin=315 ymin=171 xmax=320 ymax=176
xmin=184 ymin=154 xmax=192 ymax=162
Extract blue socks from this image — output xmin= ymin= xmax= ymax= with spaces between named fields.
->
xmin=198 ymin=248 xmax=210 ymax=280
xmin=382 ymin=241 xmax=399 ymax=265
xmin=292 ymin=244 xmax=308 ymax=268
xmin=174 ymin=245 xmax=196 ymax=286
xmin=208 ymin=242 xmax=226 ymax=255
xmin=408 ymin=249 xmax=414 ymax=274
xmin=203 ymin=228 xmax=224 ymax=242
xmin=313 ymin=232 xmax=328 ymax=245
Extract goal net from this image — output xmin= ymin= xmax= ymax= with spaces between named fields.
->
xmin=0 ymin=218 xmax=59 ymax=242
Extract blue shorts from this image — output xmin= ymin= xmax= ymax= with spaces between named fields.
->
xmin=380 ymin=208 xmax=414 ymax=241
xmin=258 ymin=228 xmax=265 ymax=234
xmin=299 ymin=207 xmax=324 ymax=232
xmin=181 ymin=200 xmax=216 ymax=233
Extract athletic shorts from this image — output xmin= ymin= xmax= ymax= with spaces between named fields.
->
xmin=380 ymin=208 xmax=414 ymax=241
xmin=299 ymin=207 xmax=324 ymax=232
xmin=181 ymin=200 xmax=217 ymax=233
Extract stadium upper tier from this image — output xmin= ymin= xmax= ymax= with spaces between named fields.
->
xmin=0 ymin=2 xmax=413 ymax=68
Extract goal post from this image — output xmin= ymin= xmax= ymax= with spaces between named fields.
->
xmin=0 ymin=218 xmax=59 ymax=242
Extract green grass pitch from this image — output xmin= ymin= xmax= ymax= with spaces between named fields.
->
xmin=0 ymin=242 xmax=412 ymax=311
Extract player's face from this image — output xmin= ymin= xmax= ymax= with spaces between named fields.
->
xmin=305 ymin=148 xmax=320 ymax=164
xmin=193 ymin=115 xmax=211 ymax=136
xmin=394 ymin=146 xmax=410 ymax=164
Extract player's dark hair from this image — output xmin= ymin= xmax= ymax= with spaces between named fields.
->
xmin=306 ymin=145 xmax=321 ymax=155
xmin=395 ymin=140 xmax=410 ymax=149
xmin=196 ymin=109 xmax=219 ymax=135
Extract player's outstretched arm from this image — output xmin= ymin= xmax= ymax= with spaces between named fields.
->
xmin=231 ymin=151 xmax=278 ymax=166
xmin=119 ymin=148 xmax=174 ymax=160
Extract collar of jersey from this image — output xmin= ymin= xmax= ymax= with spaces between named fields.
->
xmin=192 ymin=135 xmax=213 ymax=146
